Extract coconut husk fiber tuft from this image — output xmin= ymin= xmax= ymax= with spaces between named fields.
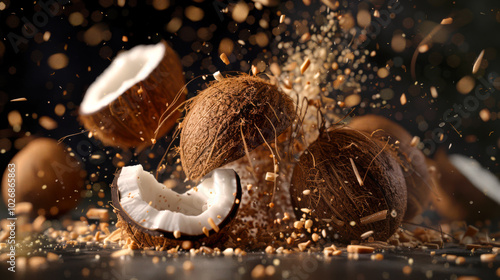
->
xmin=290 ymin=126 xmax=407 ymax=243
xmin=180 ymin=74 xmax=297 ymax=181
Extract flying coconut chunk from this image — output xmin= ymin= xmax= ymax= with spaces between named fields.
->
xmin=80 ymin=43 xmax=166 ymax=115
xmin=79 ymin=41 xmax=185 ymax=148
xmin=113 ymin=165 xmax=241 ymax=239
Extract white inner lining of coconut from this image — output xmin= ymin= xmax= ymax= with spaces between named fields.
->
xmin=80 ymin=42 xmax=165 ymax=115
xmin=118 ymin=165 xmax=237 ymax=235
xmin=449 ymin=154 xmax=500 ymax=204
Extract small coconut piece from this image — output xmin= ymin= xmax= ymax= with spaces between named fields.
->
xmin=1 ymin=138 xmax=85 ymax=218
xmin=290 ymin=127 xmax=407 ymax=242
xmin=79 ymin=41 xmax=185 ymax=148
xmin=180 ymin=75 xmax=296 ymax=181
xmin=429 ymin=149 xmax=500 ymax=221
xmin=349 ymin=115 xmax=431 ymax=221
xmin=111 ymin=165 xmax=242 ymax=248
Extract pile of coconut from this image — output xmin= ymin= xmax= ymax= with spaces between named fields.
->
xmin=70 ymin=41 xmax=500 ymax=251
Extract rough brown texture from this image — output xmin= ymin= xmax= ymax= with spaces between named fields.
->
xmin=110 ymin=169 xmax=242 ymax=249
xmin=180 ymin=74 xmax=297 ymax=181
xmin=79 ymin=41 xmax=185 ymax=149
xmin=290 ymin=127 xmax=407 ymax=243
xmin=429 ymin=150 xmax=500 ymax=222
xmin=222 ymin=142 xmax=296 ymax=249
xmin=1 ymin=138 xmax=86 ymax=218
xmin=348 ymin=114 xmax=431 ymax=221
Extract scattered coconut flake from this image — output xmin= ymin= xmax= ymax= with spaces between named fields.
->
xmin=213 ymin=71 xmax=223 ymax=81
xmin=265 ymin=172 xmax=277 ymax=182
xmin=220 ymin=53 xmax=230 ymax=65
xmin=10 ymin=97 xmax=27 ymax=102
xmin=472 ymin=50 xmax=485 ymax=74
xmin=441 ymin=17 xmax=453 ymax=25
xmin=360 ymin=230 xmax=374 ymax=239
xmin=208 ymin=217 xmax=220 ymax=233
xmin=347 ymin=245 xmax=375 ymax=254
xmin=360 ymin=210 xmax=388 ymax=225
xmin=111 ymin=249 xmax=132 ymax=258
xmin=86 ymin=208 xmax=109 ymax=221
xmin=300 ymin=58 xmax=311 ymax=74
xmin=410 ymin=136 xmax=420 ymax=147
xmin=400 ymin=93 xmax=407 ymax=105
xmin=279 ymin=14 xmax=285 ymax=23
xmin=480 ymin=253 xmax=497 ymax=262
xmin=430 ymin=86 xmax=438 ymax=98
xmin=349 ymin=158 xmax=363 ymax=186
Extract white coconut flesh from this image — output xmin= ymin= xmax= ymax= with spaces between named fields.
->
xmin=449 ymin=154 xmax=500 ymax=204
xmin=79 ymin=42 xmax=166 ymax=115
xmin=117 ymin=165 xmax=238 ymax=236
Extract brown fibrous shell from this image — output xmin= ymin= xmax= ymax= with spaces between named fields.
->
xmin=110 ymin=169 xmax=242 ymax=249
xmin=1 ymin=138 xmax=86 ymax=218
xmin=348 ymin=114 xmax=432 ymax=221
xmin=180 ymin=74 xmax=297 ymax=181
xmin=290 ymin=127 xmax=407 ymax=243
xmin=79 ymin=41 xmax=185 ymax=149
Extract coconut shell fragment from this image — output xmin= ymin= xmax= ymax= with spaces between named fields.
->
xmin=290 ymin=127 xmax=407 ymax=242
xmin=348 ymin=115 xmax=431 ymax=221
xmin=111 ymin=165 xmax=242 ymax=248
xmin=79 ymin=41 xmax=185 ymax=148
xmin=180 ymin=75 xmax=297 ymax=181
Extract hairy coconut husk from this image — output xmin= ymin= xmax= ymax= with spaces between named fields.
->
xmin=348 ymin=114 xmax=431 ymax=221
xmin=110 ymin=169 xmax=242 ymax=249
xmin=428 ymin=150 xmax=500 ymax=222
xmin=180 ymin=74 xmax=297 ymax=181
xmin=79 ymin=41 xmax=185 ymax=148
xmin=222 ymin=141 xmax=297 ymax=249
xmin=290 ymin=127 xmax=407 ymax=243
xmin=1 ymin=138 xmax=86 ymax=218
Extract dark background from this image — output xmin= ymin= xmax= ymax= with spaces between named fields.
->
xmin=0 ymin=0 xmax=499 ymax=216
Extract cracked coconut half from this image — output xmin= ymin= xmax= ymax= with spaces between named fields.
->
xmin=79 ymin=41 xmax=185 ymax=148
xmin=111 ymin=165 xmax=242 ymax=248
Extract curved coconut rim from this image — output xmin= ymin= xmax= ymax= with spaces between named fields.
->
xmin=111 ymin=167 xmax=242 ymax=240
xmin=79 ymin=41 xmax=166 ymax=115
xmin=447 ymin=154 xmax=500 ymax=205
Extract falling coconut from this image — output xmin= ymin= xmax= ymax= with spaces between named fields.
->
xmin=179 ymin=74 xmax=297 ymax=182
xmin=111 ymin=165 xmax=242 ymax=248
xmin=348 ymin=115 xmax=432 ymax=221
xmin=1 ymin=138 xmax=86 ymax=218
xmin=79 ymin=41 xmax=185 ymax=148
xmin=290 ymin=127 xmax=407 ymax=242
xmin=428 ymin=149 xmax=500 ymax=222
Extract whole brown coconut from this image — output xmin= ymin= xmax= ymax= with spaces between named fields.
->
xmin=290 ymin=127 xmax=407 ymax=242
xmin=180 ymin=74 xmax=297 ymax=181
xmin=348 ymin=115 xmax=431 ymax=221
xmin=1 ymin=138 xmax=86 ymax=217
xmin=428 ymin=150 xmax=500 ymax=222
xmin=79 ymin=41 xmax=185 ymax=148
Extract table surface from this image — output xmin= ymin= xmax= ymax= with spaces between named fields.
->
xmin=1 ymin=238 xmax=499 ymax=280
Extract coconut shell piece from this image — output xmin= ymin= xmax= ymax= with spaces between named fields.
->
xmin=1 ymin=138 xmax=86 ymax=218
xmin=111 ymin=165 xmax=242 ymax=248
xmin=180 ymin=75 xmax=297 ymax=181
xmin=290 ymin=127 xmax=407 ymax=242
xmin=79 ymin=41 xmax=185 ymax=148
xmin=429 ymin=149 xmax=500 ymax=222
xmin=349 ymin=114 xmax=431 ymax=221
